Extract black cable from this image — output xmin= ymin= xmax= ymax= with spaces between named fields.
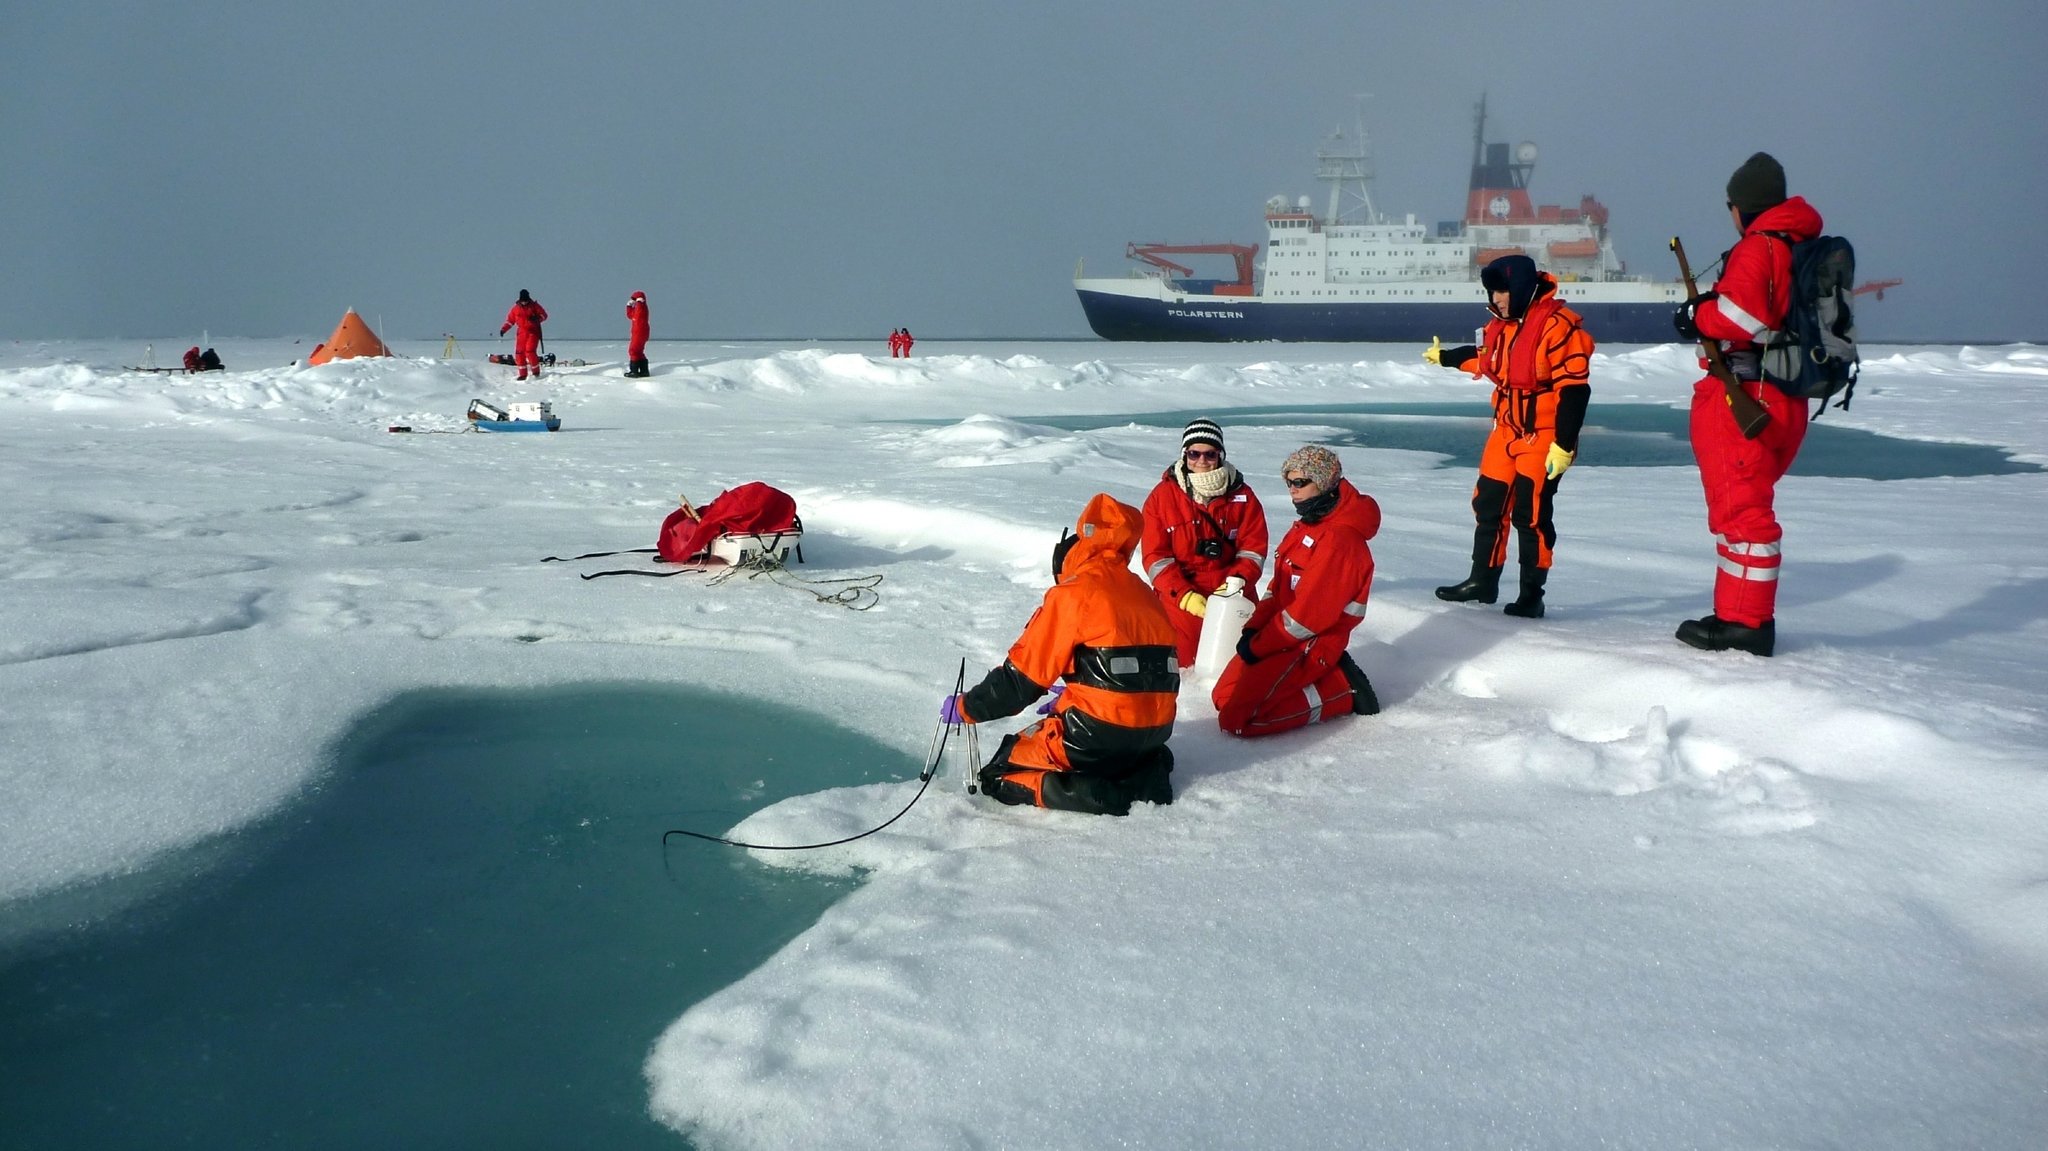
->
xmin=661 ymin=659 xmax=968 ymax=852
xmin=542 ymin=547 xmax=658 ymax=563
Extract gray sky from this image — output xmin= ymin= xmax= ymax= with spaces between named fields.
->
xmin=6 ymin=1 xmax=2041 ymax=343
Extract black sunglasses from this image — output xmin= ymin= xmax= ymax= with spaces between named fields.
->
xmin=1184 ymin=448 xmax=1221 ymax=461
xmin=1284 ymin=476 xmax=1315 ymax=489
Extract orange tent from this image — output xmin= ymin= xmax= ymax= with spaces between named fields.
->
xmin=307 ymin=310 xmax=391 ymax=364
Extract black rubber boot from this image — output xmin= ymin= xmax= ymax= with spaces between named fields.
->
xmin=1336 ymin=652 xmax=1381 ymax=716
xmin=632 ymin=358 xmax=650 ymax=377
xmin=1676 ymin=615 xmax=1776 ymax=657
xmin=1502 ymin=565 xmax=1547 ymax=619
xmin=1435 ymin=563 xmax=1502 ymax=604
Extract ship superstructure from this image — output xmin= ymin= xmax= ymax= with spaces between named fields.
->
xmin=1074 ymin=97 xmax=1685 ymax=342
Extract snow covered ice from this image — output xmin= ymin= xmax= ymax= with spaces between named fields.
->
xmin=4 ymin=337 xmax=2046 ymax=1147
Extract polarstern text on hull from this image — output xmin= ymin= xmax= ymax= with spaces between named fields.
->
xmin=1073 ymin=96 xmax=1685 ymax=343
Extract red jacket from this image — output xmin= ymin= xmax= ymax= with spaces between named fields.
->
xmin=1696 ymin=196 xmax=1823 ymax=351
xmin=627 ymin=297 xmax=650 ymax=342
xmin=501 ymin=299 xmax=548 ymax=336
xmin=1140 ymin=470 xmax=1269 ymax=601
xmin=1242 ymin=479 xmax=1380 ymax=662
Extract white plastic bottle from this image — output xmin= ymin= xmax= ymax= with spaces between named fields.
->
xmin=1192 ymin=586 xmax=1255 ymax=681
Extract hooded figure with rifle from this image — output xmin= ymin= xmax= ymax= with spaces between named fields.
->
xmin=1667 ymin=152 xmax=1824 ymax=658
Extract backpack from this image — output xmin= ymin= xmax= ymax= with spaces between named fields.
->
xmin=1759 ymin=233 xmax=1860 ymax=412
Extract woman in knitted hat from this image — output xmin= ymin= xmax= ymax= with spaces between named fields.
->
xmin=1212 ymin=444 xmax=1381 ymax=736
xmin=1139 ymin=418 xmax=1271 ymax=668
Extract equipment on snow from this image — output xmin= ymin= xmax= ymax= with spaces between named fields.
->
xmin=466 ymin=397 xmax=560 ymax=432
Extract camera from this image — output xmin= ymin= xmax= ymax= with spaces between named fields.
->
xmin=1196 ymin=538 xmax=1227 ymax=560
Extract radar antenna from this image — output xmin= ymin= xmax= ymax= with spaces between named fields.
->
xmin=1316 ymin=93 xmax=1380 ymax=224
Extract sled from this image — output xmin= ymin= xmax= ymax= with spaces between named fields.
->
xmin=468 ymin=398 xmax=560 ymax=432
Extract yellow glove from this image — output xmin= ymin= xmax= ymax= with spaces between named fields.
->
xmin=1423 ymin=336 xmax=1443 ymax=366
xmin=1179 ymin=591 xmax=1208 ymax=618
xmin=1545 ymin=443 xmax=1575 ymax=479
xmin=1213 ymin=575 xmax=1246 ymax=596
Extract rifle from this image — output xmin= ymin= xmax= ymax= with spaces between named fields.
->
xmin=1670 ymin=236 xmax=1770 ymax=440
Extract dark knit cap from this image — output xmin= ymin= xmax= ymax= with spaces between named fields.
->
xmin=1182 ymin=418 xmax=1225 ymax=455
xmin=1726 ymin=152 xmax=1787 ymax=214
xmin=518 ymin=289 xmax=532 ymax=302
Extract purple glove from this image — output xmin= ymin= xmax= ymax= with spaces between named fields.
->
xmin=1034 ymin=684 xmax=1067 ymax=715
xmin=939 ymin=694 xmax=967 ymax=725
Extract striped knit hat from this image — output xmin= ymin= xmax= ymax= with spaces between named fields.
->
xmin=1281 ymin=444 xmax=1342 ymax=489
xmin=1182 ymin=418 xmax=1225 ymax=456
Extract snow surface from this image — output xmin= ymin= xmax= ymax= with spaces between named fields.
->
xmin=5 ymin=337 xmax=2046 ymax=1147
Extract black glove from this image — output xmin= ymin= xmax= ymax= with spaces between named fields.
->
xmin=1672 ymin=292 xmax=1717 ymax=341
xmin=1440 ymin=344 xmax=1478 ymax=370
xmin=1235 ymin=630 xmax=1261 ymax=665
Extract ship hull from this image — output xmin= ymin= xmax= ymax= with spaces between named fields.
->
xmin=1077 ymin=285 xmax=1681 ymax=344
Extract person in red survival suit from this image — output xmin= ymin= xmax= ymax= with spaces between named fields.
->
xmin=1668 ymin=153 xmax=1821 ymax=657
xmin=940 ymin=493 xmax=1180 ymax=815
xmin=887 ymin=328 xmax=903 ymax=358
xmin=1141 ymin=417 xmax=1270 ymax=668
xmin=1212 ymin=445 xmax=1381 ymax=737
xmin=657 ymin=482 xmax=799 ymax=564
xmin=625 ymin=291 xmax=651 ymax=378
xmin=1424 ymin=253 xmax=1595 ymax=618
xmin=182 ymin=346 xmax=203 ymax=373
xmin=499 ymin=289 xmax=549 ymax=380
xmin=898 ymin=328 xmax=913 ymax=358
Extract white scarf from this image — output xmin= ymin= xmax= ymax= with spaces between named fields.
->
xmin=1177 ymin=459 xmax=1239 ymax=502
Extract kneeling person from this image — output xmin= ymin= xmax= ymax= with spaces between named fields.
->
xmin=942 ymin=493 xmax=1179 ymax=815
xmin=1213 ymin=445 xmax=1382 ymax=737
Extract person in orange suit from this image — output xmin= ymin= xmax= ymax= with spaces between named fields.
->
xmin=625 ymin=291 xmax=650 ymax=377
xmin=1425 ymin=253 xmax=1594 ymax=618
xmin=499 ymin=289 xmax=548 ymax=380
xmin=941 ymin=494 xmax=1179 ymax=815
xmin=1212 ymin=445 xmax=1381 ymax=737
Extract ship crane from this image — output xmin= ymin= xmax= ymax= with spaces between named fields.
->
xmin=1125 ymin=242 xmax=1260 ymax=295
xmin=1852 ymin=278 xmax=1903 ymax=302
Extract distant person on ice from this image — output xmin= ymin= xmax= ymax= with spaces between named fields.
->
xmin=1668 ymin=153 xmax=1823 ymax=658
xmin=1141 ymin=418 xmax=1270 ymax=669
xmin=887 ymin=328 xmax=903 ymax=357
xmin=1423 ymin=253 xmax=1594 ymax=618
xmin=1212 ymin=445 xmax=1380 ymax=736
xmin=182 ymin=346 xmax=225 ymax=373
xmin=499 ymin=289 xmax=548 ymax=381
xmin=940 ymin=493 xmax=1179 ymax=815
xmin=897 ymin=328 xmax=913 ymax=358
xmin=624 ymin=291 xmax=650 ymax=378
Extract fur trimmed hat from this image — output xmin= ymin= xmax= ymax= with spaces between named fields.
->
xmin=1182 ymin=418 xmax=1225 ymax=455
xmin=1281 ymin=444 xmax=1342 ymax=489
xmin=1726 ymin=152 xmax=1787 ymax=215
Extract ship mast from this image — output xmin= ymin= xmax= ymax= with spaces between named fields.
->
xmin=1316 ymin=94 xmax=1381 ymax=225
